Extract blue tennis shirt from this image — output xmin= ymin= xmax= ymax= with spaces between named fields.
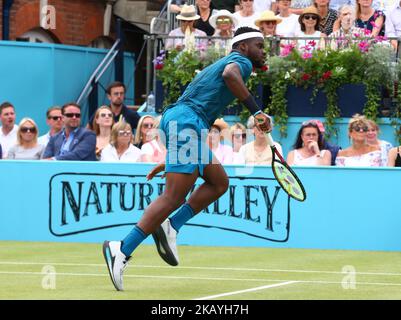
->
xmin=173 ymin=50 xmax=253 ymax=126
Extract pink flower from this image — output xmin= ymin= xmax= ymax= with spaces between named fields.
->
xmin=302 ymin=52 xmax=313 ymax=59
xmin=280 ymin=43 xmax=296 ymax=57
xmin=307 ymin=40 xmax=317 ymax=47
xmin=358 ymin=40 xmax=369 ymax=52
xmin=353 ymin=33 xmax=360 ymax=38
xmin=363 ymin=28 xmax=372 ymax=36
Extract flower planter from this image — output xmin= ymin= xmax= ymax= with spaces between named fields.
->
xmin=337 ymin=84 xmax=367 ymax=117
xmin=286 ymin=85 xmax=327 ymax=117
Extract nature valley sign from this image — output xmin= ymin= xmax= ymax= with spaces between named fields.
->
xmin=49 ymin=172 xmax=292 ymax=242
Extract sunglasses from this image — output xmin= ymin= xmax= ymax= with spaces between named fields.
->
xmin=233 ymin=133 xmax=246 ymax=139
xmin=216 ymin=18 xmax=232 ymax=25
xmin=143 ymin=123 xmax=154 ymax=129
xmin=20 ymin=127 xmax=37 ymax=133
xmin=118 ymin=130 xmax=131 ymax=137
xmin=48 ymin=116 xmax=62 ymax=121
xmin=351 ymin=124 xmax=368 ymax=132
xmin=304 ymin=14 xmax=318 ymax=20
xmin=64 ymin=113 xmax=81 ymax=118
xmin=242 ymin=0 xmax=254 ymax=2
xmin=100 ymin=113 xmax=113 ymax=118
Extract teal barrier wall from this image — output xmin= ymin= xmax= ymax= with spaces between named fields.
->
xmin=0 ymin=160 xmax=400 ymax=251
xmin=0 ymin=41 xmax=135 ymax=134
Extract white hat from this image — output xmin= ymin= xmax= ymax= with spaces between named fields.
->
xmin=209 ymin=10 xmax=239 ymax=29
xmin=176 ymin=4 xmax=200 ymax=21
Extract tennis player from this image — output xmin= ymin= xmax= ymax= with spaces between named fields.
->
xmin=103 ymin=27 xmax=273 ymax=291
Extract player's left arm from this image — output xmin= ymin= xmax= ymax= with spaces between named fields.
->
xmin=222 ymin=63 xmax=272 ymax=132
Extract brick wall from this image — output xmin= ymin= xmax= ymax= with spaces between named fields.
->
xmin=2 ymin=0 xmax=106 ymax=45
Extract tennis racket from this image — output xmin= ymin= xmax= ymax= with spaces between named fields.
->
xmin=266 ymin=133 xmax=307 ymax=202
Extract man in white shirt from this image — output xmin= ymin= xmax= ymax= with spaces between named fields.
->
xmin=38 ymin=106 xmax=63 ymax=147
xmin=385 ymin=2 xmax=401 ymax=49
xmin=276 ymin=0 xmax=301 ymax=37
xmin=0 ymin=102 xmax=18 ymax=158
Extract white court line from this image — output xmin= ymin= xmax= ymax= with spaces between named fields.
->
xmin=194 ymin=281 xmax=298 ymax=300
xmin=1 ymin=270 xmax=401 ymax=288
xmin=1 ymin=261 xmax=401 ymax=277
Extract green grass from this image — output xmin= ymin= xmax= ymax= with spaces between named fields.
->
xmin=1 ymin=241 xmax=401 ymax=300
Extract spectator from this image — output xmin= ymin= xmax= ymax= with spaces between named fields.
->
xmin=42 ymin=102 xmax=96 ymax=161
xmin=287 ymin=121 xmax=332 ymax=165
xmin=38 ymin=106 xmax=63 ymax=148
xmin=387 ymin=145 xmax=401 ymax=166
xmin=290 ymin=0 xmax=313 ymax=15
xmin=0 ymin=101 xmax=18 ymax=158
xmin=0 ymin=143 xmax=2 ymax=159
xmin=166 ymin=4 xmax=208 ymax=51
xmin=140 ymin=117 xmax=167 ymax=163
xmin=170 ymin=0 xmax=186 ymax=13
xmin=296 ymin=6 xmax=326 ymax=49
xmin=255 ymin=10 xmax=283 ymax=36
xmin=88 ymin=82 xmax=140 ymax=133
xmin=335 ymin=114 xmax=382 ymax=166
xmin=210 ymin=9 xmax=238 ymax=51
xmin=194 ymin=0 xmax=217 ymax=36
xmin=230 ymin=122 xmax=247 ymax=164
xmin=355 ymin=0 xmax=385 ymax=37
xmin=133 ymin=115 xmax=156 ymax=149
xmin=8 ymin=118 xmax=44 ymax=160
xmin=366 ymin=119 xmax=392 ymax=166
xmin=92 ymin=106 xmax=114 ymax=159
xmin=239 ymin=116 xmax=282 ymax=165
xmin=206 ymin=118 xmax=234 ymax=164
xmin=306 ymin=119 xmax=341 ymax=165
xmin=276 ymin=0 xmax=302 ymax=37
xmin=211 ymin=0 xmax=240 ymax=12
xmin=385 ymin=1 xmax=401 ymax=49
xmin=314 ymin=0 xmax=338 ymax=35
xmin=100 ymin=122 xmax=141 ymax=162
xmin=233 ymin=0 xmax=260 ymax=29
xmin=254 ymin=0 xmax=277 ymax=14
xmin=331 ymin=5 xmax=365 ymax=49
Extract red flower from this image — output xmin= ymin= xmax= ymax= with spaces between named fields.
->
xmin=301 ymin=73 xmax=311 ymax=81
xmin=260 ymin=65 xmax=269 ymax=71
xmin=155 ymin=63 xmax=164 ymax=70
xmin=322 ymin=70 xmax=332 ymax=80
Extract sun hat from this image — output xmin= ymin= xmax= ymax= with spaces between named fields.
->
xmin=209 ymin=9 xmax=239 ymax=29
xmin=176 ymin=4 xmax=200 ymax=21
xmin=255 ymin=10 xmax=283 ymax=27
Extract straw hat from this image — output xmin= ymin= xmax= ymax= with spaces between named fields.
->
xmin=255 ymin=10 xmax=283 ymax=27
xmin=176 ymin=4 xmax=200 ymax=21
xmin=209 ymin=9 xmax=239 ymax=29
xmin=211 ymin=118 xmax=230 ymax=141
xmin=300 ymin=5 xmax=319 ymax=16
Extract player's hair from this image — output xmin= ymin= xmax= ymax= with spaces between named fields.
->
xmin=232 ymin=27 xmax=263 ymax=49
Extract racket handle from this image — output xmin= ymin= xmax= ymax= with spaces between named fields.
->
xmin=265 ymin=133 xmax=275 ymax=147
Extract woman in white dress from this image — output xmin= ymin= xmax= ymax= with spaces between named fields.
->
xmin=335 ymin=114 xmax=382 ymax=167
xmin=100 ymin=121 xmax=141 ymax=162
xmin=366 ymin=119 xmax=392 ymax=166
xmin=296 ymin=6 xmax=326 ymax=50
xmin=233 ymin=0 xmax=260 ymax=29
xmin=287 ymin=121 xmax=332 ymax=165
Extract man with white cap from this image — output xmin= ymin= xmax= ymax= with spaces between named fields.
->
xmin=166 ymin=4 xmax=208 ymax=51
xmin=102 ymin=27 xmax=273 ymax=291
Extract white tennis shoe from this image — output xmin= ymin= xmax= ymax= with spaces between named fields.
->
xmin=152 ymin=219 xmax=179 ymax=266
xmin=102 ymin=241 xmax=131 ymax=291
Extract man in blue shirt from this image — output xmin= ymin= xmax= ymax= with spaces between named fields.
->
xmin=42 ymin=103 xmax=96 ymax=161
xmin=103 ymin=28 xmax=273 ymax=291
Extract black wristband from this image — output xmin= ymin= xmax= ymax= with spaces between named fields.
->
xmin=242 ymin=95 xmax=261 ymax=115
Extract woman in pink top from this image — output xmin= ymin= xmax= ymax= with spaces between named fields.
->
xmin=287 ymin=120 xmax=331 ymax=166
xmin=207 ymin=118 xmax=234 ymax=165
xmin=140 ymin=117 xmax=167 ymax=163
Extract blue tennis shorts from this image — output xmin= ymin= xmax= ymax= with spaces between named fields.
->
xmin=160 ymin=104 xmax=213 ymax=176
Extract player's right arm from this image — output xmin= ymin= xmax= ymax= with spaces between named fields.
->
xmin=222 ymin=63 xmax=272 ymax=132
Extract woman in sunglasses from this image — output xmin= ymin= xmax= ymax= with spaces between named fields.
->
xmin=296 ymin=6 xmax=326 ymax=49
xmin=209 ymin=10 xmax=238 ymax=54
xmin=140 ymin=117 xmax=167 ymax=163
xmin=7 ymin=118 xmax=44 ymax=160
xmin=100 ymin=121 xmax=141 ymax=162
xmin=92 ymin=106 xmax=115 ymax=159
xmin=335 ymin=114 xmax=382 ymax=167
xmin=133 ymin=115 xmax=155 ymax=149
xmin=230 ymin=122 xmax=247 ymax=164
